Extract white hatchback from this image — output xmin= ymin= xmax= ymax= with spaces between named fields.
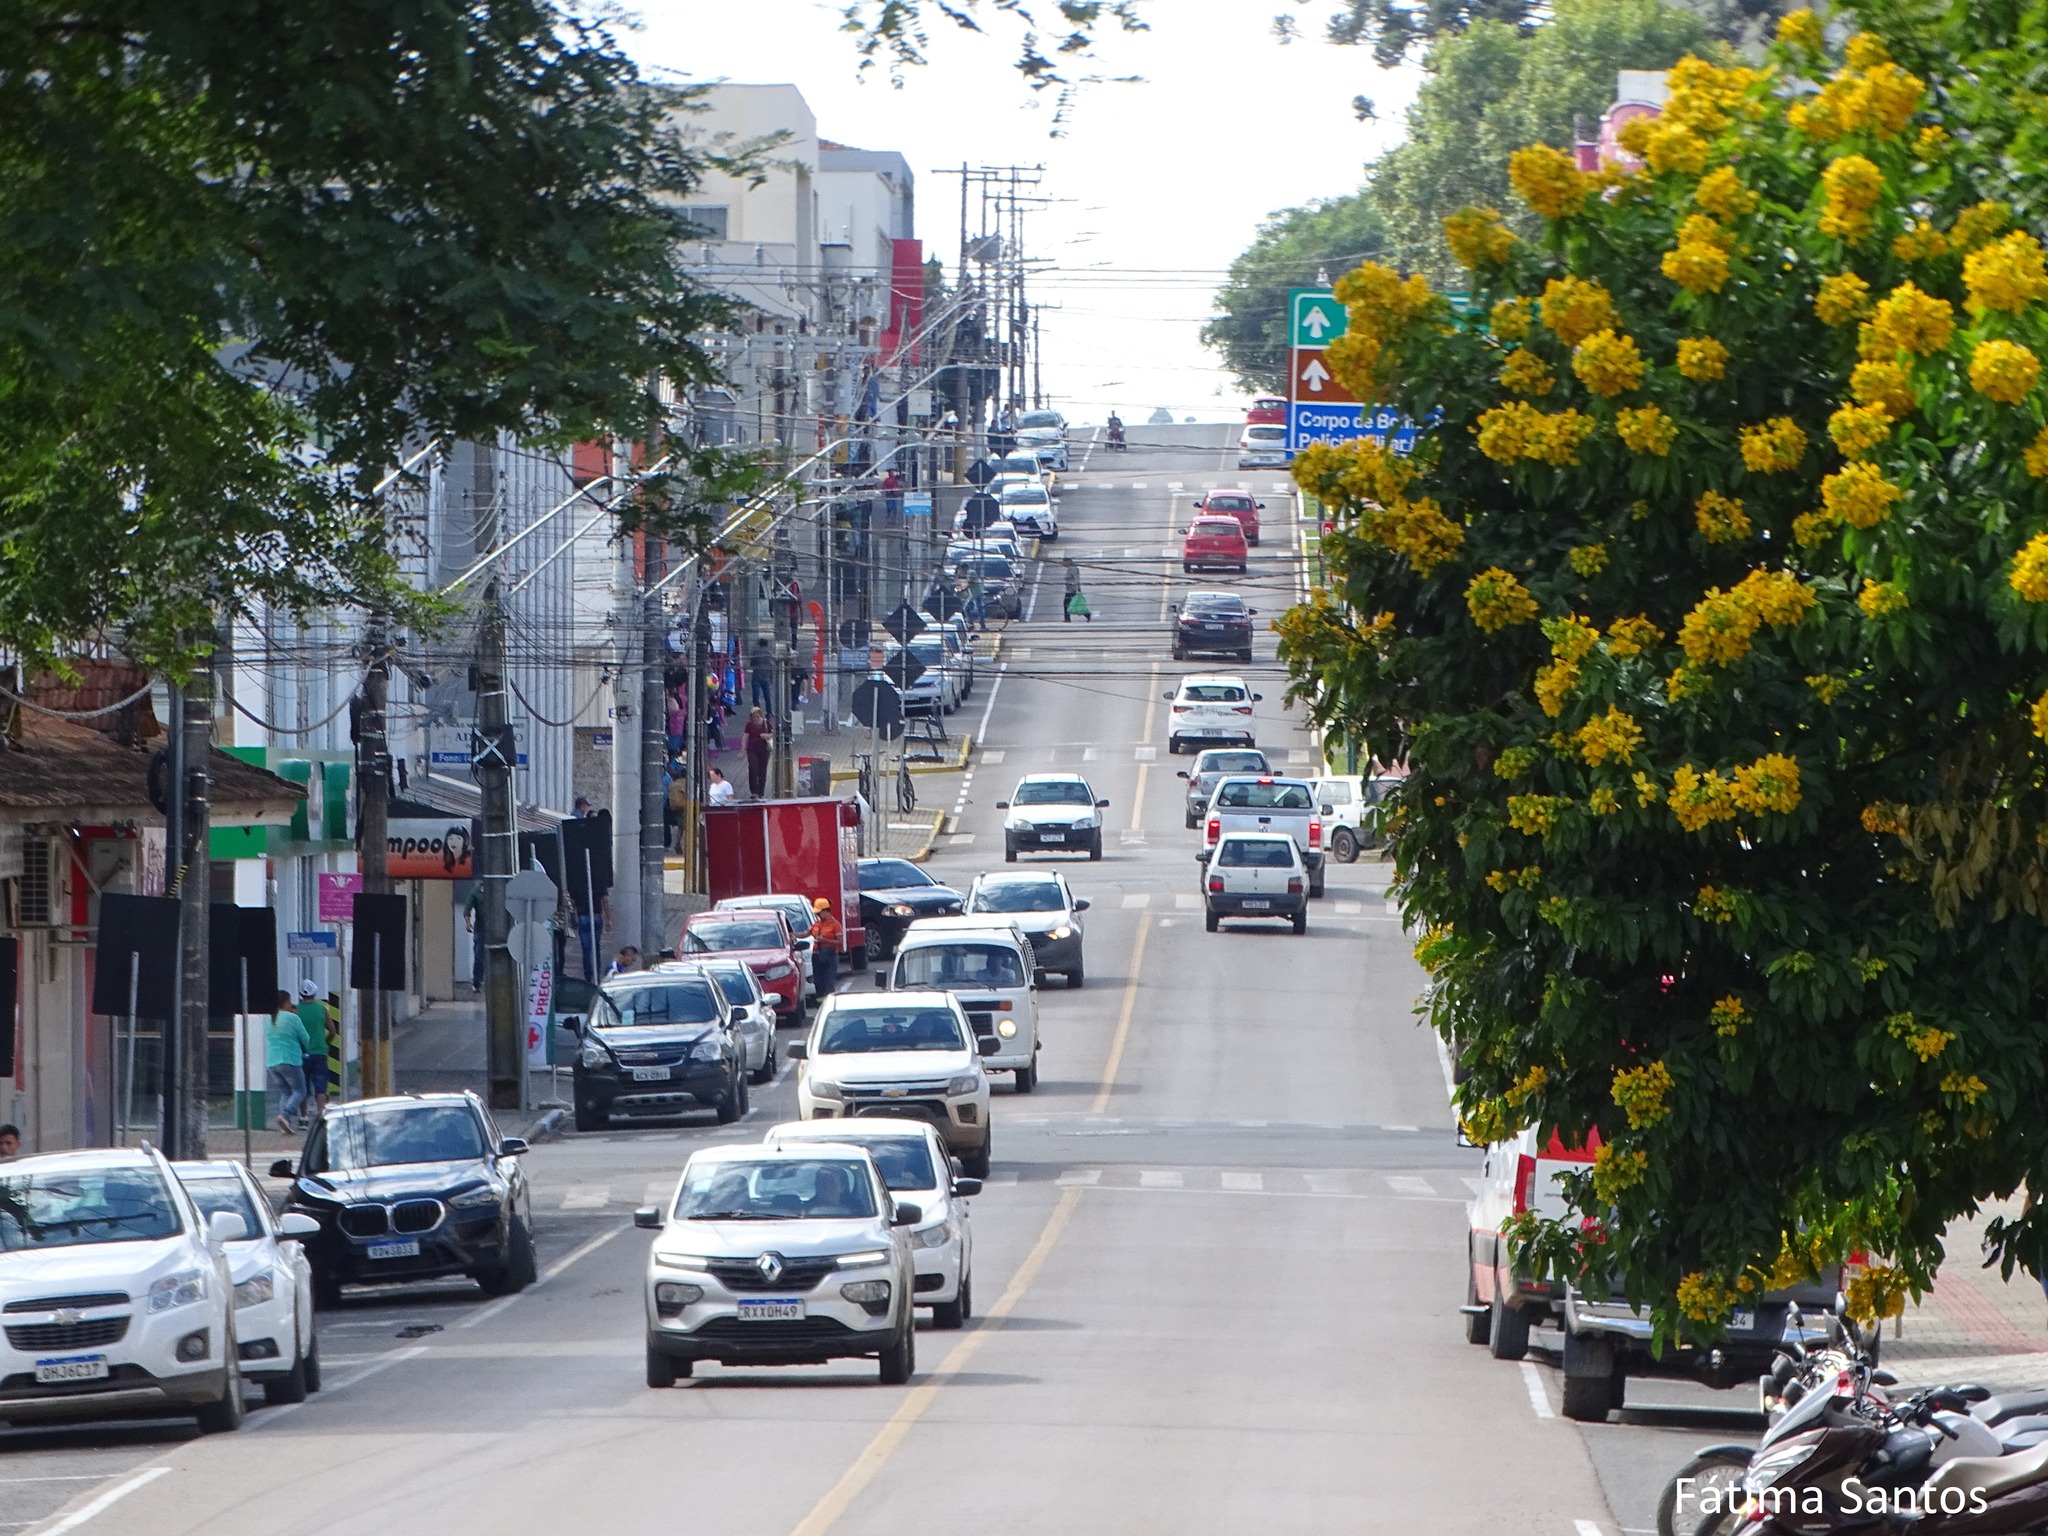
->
xmin=174 ymin=1160 xmax=320 ymax=1405
xmin=1165 ymin=674 xmax=1262 ymax=754
xmin=791 ymin=990 xmax=995 ymax=1175
xmin=998 ymin=481 xmax=1059 ymax=539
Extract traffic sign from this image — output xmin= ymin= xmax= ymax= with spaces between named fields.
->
xmin=884 ymin=651 xmax=927 ymax=691
xmin=1287 ymin=402 xmax=1422 ymax=454
xmin=851 ymin=679 xmax=905 ymax=741
xmin=883 ymin=603 xmax=926 ymax=646
xmin=1290 ymin=347 xmax=1358 ymax=405
xmin=1290 ymin=289 xmax=1347 ymax=349
xmin=961 ymin=493 xmax=999 ymax=534
xmin=965 ymin=458 xmax=997 ymax=487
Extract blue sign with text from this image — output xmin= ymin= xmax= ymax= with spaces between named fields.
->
xmin=1286 ymin=403 xmax=1420 ymax=454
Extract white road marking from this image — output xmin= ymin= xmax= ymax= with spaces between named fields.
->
xmin=1386 ymin=1175 xmax=1435 ymax=1197
xmin=1056 ymin=1168 xmax=1102 ymax=1187
xmin=1167 ymin=481 xmax=1184 ymax=490
xmin=1303 ymin=1173 xmax=1348 ymax=1195
xmin=948 ymin=834 xmax=976 ymax=846
xmin=1009 ymin=648 xmax=1030 ymax=659
xmin=1139 ymin=1170 xmax=1183 ymax=1189
xmin=1461 ymin=1177 xmax=1485 ymax=1196
xmin=1523 ymin=1362 xmax=1557 ymax=1419
xmin=1082 ymin=747 xmax=1100 ymax=761
xmin=981 ymin=1171 xmax=1020 ymax=1187
xmin=1120 ymin=892 xmax=1151 ymax=909
xmin=1220 ymin=1171 xmax=1263 ymax=1191
xmin=1133 ymin=745 xmax=1157 ymax=762
xmin=1118 ymin=828 xmax=1147 ymax=845
xmin=29 ymin=1467 xmax=170 ymax=1535
xmin=559 ymin=1184 xmax=609 ymax=1211
xmin=1174 ymin=892 xmax=1200 ymax=910
xmin=644 ymin=1180 xmax=673 ymax=1207
xmin=1334 ymin=900 xmax=1362 ymax=915
xmin=972 ymin=663 xmax=1008 ymax=747
xmin=1574 ymin=1521 xmax=1605 ymax=1535
xmin=982 ymin=749 xmax=1006 ymax=764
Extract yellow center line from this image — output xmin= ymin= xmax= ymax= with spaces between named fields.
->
xmin=785 ymin=1187 xmax=1085 ymax=1536
xmin=1091 ymin=911 xmax=1151 ymax=1114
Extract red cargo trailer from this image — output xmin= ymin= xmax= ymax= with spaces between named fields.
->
xmin=703 ymin=797 xmax=868 ymax=964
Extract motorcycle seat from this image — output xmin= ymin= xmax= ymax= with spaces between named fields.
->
xmin=1926 ymin=1438 xmax=2048 ymax=1500
xmin=1974 ymin=1388 xmax=2048 ymax=1424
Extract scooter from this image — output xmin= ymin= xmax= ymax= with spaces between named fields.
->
xmin=1106 ymin=421 xmax=1126 ymax=451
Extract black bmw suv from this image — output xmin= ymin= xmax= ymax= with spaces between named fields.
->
xmin=571 ymin=967 xmax=746 ymax=1132
xmin=271 ymin=1092 xmax=533 ymax=1306
xmin=1172 ymin=590 xmax=1256 ymax=662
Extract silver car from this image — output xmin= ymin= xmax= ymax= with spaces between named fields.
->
xmin=1178 ymin=747 xmax=1272 ymax=829
xmin=690 ymin=957 xmax=779 ymax=1083
xmin=965 ymin=869 xmax=1090 ymax=987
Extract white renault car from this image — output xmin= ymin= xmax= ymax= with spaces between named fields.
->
xmin=174 ymin=1160 xmax=320 ymax=1405
xmin=764 ymin=1120 xmax=979 ymax=1328
xmin=637 ymin=1144 xmax=921 ymax=1385
xmin=791 ymin=991 xmax=995 ymax=1175
xmin=0 ymin=1148 xmax=250 ymax=1431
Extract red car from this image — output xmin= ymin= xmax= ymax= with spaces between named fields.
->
xmin=1245 ymin=395 xmax=1287 ymax=425
xmin=1183 ymin=515 xmax=1249 ymax=574
xmin=1195 ymin=488 xmax=1263 ymax=547
xmin=678 ymin=910 xmax=805 ymax=1023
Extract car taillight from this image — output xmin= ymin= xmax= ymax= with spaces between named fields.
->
xmin=1232 ymin=706 xmax=1253 ymax=715
xmin=1308 ymin=819 xmax=1323 ymax=849
xmin=1512 ymin=1153 xmax=1537 ymax=1215
xmin=1206 ymin=817 xmax=1220 ymax=844
xmin=1172 ymin=704 xmax=1189 ymax=713
xmin=1207 ymin=876 xmax=1223 ymax=893
xmin=1287 ymin=877 xmax=1303 ymax=894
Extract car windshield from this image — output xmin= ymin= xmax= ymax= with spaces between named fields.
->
xmin=1014 ymin=780 xmax=1091 ymax=805
xmin=1219 ymin=839 xmax=1297 ymax=868
xmin=996 ymin=456 xmax=1041 ymax=475
xmin=960 ymin=556 xmax=1015 ymax=579
xmin=703 ymin=965 xmax=758 ymax=1005
xmin=176 ymin=1174 xmax=262 ymax=1237
xmin=684 ymin=918 xmax=783 ymax=952
xmin=597 ymin=975 xmax=722 ymax=1028
xmin=819 ymin=1005 xmax=968 ymax=1053
xmin=1216 ymin=781 xmax=1313 ymax=810
xmin=1182 ymin=684 xmax=1247 ymax=703
xmin=909 ymin=637 xmax=946 ymax=661
xmin=788 ymin=1136 xmax=937 ymax=1191
xmin=860 ymin=860 xmax=931 ymax=892
xmin=719 ymin=899 xmax=810 ymax=935
xmin=971 ymin=877 xmax=1065 ymax=913
xmin=0 ymin=1166 xmax=182 ymax=1250
xmin=1319 ymin=782 xmax=1355 ymax=804
xmin=1185 ymin=596 xmax=1246 ymax=616
xmin=1200 ymin=751 xmax=1268 ymax=776
xmin=675 ymin=1159 xmax=878 ymax=1221
xmin=1019 ymin=411 xmax=1062 ymax=429
xmin=1192 ymin=520 xmax=1241 ymax=538
xmin=1002 ymin=486 xmax=1048 ymax=505
xmin=314 ymin=1105 xmax=487 ymax=1171
xmin=895 ymin=944 xmax=1026 ymax=990
xmin=1207 ymin=496 xmax=1254 ymax=512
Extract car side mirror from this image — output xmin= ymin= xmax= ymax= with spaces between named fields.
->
xmin=891 ymin=1201 xmax=924 ymax=1228
xmin=977 ymin=1035 xmax=1002 ymax=1058
xmin=279 ymin=1212 xmax=320 ymax=1238
xmin=561 ymin=1016 xmax=582 ymax=1035
xmin=1176 ymin=770 xmax=1189 ymax=780
xmin=1252 ymin=693 xmax=1264 ymax=702
xmin=1247 ymin=608 xmax=1259 ymax=616
xmin=785 ymin=1041 xmax=807 ymax=1060
xmin=498 ymin=1137 xmax=529 ymax=1157
xmin=1074 ymin=899 xmax=1090 ymax=911
xmin=994 ymin=800 xmax=1009 ymax=809
xmin=873 ymin=969 xmax=890 ymax=988
xmin=1257 ymin=502 xmax=1266 ymax=509
xmin=952 ymin=1178 xmax=983 ymax=1198
xmin=633 ymin=1206 xmax=663 ymax=1230
xmin=1095 ymin=798 xmax=1109 ymax=808
xmin=208 ymin=1211 xmax=248 ymax=1246
xmin=268 ymin=1159 xmax=295 ymax=1179
xmin=1032 ymin=967 xmax=1049 ymax=989
xmin=1162 ymin=692 xmax=1173 ymax=701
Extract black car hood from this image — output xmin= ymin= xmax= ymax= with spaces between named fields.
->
xmin=298 ymin=1159 xmax=492 ymax=1203
xmin=590 ymin=1024 xmax=719 ymax=1048
xmin=869 ymin=885 xmax=961 ymax=909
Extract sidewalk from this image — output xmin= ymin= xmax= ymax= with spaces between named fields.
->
xmin=1877 ymin=1196 xmax=2048 ymax=1390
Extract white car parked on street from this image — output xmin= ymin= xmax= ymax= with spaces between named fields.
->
xmin=790 ymin=990 xmax=996 ymax=1175
xmin=0 ymin=1148 xmax=251 ymax=1431
xmin=687 ymin=957 xmax=780 ymax=1083
xmin=637 ymin=1144 xmax=922 ymax=1385
xmin=763 ymin=1119 xmax=980 ymax=1328
xmin=174 ymin=1159 xmax=320 ymax=1405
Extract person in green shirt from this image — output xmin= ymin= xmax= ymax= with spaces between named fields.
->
xmin=267 ymin=990 xmax=311 ymax=1134
xmin=294 ymin=980 xmax=332 ymax=1118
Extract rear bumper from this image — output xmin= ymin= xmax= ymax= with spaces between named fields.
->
xmin=1206 ymin=893 xmax=1305 ymax=917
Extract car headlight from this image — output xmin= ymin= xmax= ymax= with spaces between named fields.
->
xmin=654 ymin=1252 xmax=710 ymax=1270
xmin=654 ymin=1282 xmax=703 ymax=1310
xmin=579 ymin=1039 xmax=612 ymax=1069
xmin=946 ymin=1074 xmax=983 ymax=1096
xmin=232 ymin=1271 xmax=274 ymax=1309
xmin=148 ymin=1269 xmax=208 ymax=1313
xmin=911 ymin=1223 xmax=952 ymax=1250
xmin=763 ymin=963 xmax=795 ymax=981
xmin=840 ymin=1279 xmax=892 ymax=1304
xmin=836 ymin=1249 xmax=890 ymax=1269
xmin=1047 ymin=924 xmax=1073 ymax=940
xmin=688 ymin=1038 xmax=726 ymax=1062
xmin=886 ymin=903 xmax=914 ymax=918
xmin=997 ymin=1019 xmax=1018 ymax=1039
xmin=449 ymin=1184 xmax=501 ymax=1209
xmin=808 ymin=1079 xmax=846 ymax=1101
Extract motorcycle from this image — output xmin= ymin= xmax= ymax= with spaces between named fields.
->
xmin=1106 ymin=421 xmax=1127 ymax=451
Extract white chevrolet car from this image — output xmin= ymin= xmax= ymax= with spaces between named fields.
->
xmin=997 ymin=773 xmax=1108 ymax=861
xmin=637 ymin=1144 xmax=921 ymax=1385
xmin=764 ymin=1119 xmax=980 ymax=1328
xmin=174 ymin=1159 xmax=320 ymax=1404
xmin=790 ymin=991 xmax=994 ymax=1177
xmin=0 ymin=1148 xmax=250 ymax=1431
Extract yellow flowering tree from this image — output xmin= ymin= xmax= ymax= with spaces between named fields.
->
xmin=1279 ymin=24 xmax=2048 ymax=1327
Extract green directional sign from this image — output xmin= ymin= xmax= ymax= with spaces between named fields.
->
xmin=1290 ymin=289 xmax=1346 ymax=349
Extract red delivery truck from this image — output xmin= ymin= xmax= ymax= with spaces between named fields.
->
xmin=703 ymin=797 xmax=868 ymax=964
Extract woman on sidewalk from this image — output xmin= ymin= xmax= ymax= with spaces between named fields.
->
xmin=1063 ymin=557 xmax=1090 ymax=623
xmin=743 ymin=705 xmax=772 ymax=798
xmin=267 ymin=991 xmax=311 ymax=1134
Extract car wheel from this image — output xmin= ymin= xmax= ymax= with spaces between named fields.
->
xmin=1560 ymin=1327 xmax=1617 ymax=1422
xmin=715 ymin=1070 xmax=744 ymax=1124
xmin=646 ymin=1343 xmax=679 ymax=1389
xmin=1332 ymin=827 xmax=1360 ymax=864
xmin=1237 ymin=649 xmax=1253 ymax=663
xmin=787 ymin=994 xmax=806 ymax=1032
xmin=193 ymin=1345 xmax=246 ymax=1434
xmin=1560 ymin=1371 xmax=1612 ymax=1423
xmin=848 ymin=941 xmax=868 ymax=969
xmin=1067 ymin=964 xmax=1084 ymax=989
xmin=1004 ymin=840 xmax=1018 ymax=864
xmin=1185 ymin=811 xmax=1199 ymax=829
xmin=303 ymin=1333 xmax=322 ymax=1393
xmin=476 ymin=1214 xmax=537 ymax=1297
xmin=1088 ymin=832 xmax=1103 ymax=860
xmin=1181 ymin=562 xmax=1192 ymax=574
xmin=263 ymin=1345 xmax=310 ymax=1406
xmin=751 ymin=1037 xmax=777 ymax=1084
xmin=878 ymin=1321 xmax=916 ymax=1384
xmin=963 ymin=1135 xmax=992 ymax=1179
xmin=1656 ymin=1450 xmax=1751 ymax=1536
xmin=1172 ymin=646 xmax=1185 ymax=661
xmin=313 ymin=1274 xmax=343 ymax=1311
xmin=1168 ymin=737 xmax=1182 ymax=755
xmin=931 ymin=1291 xmax=966 ymax=1330
xmin=1014 ymin=1059 xmax=1037 ymax=1093
xmin=574 ymin=1100 xmax=606 ymax=1133
xmin=1487 ymin=1283 xmax=1531 ymax=1362
xmin=1292 ymin=910 xmax=1307 ymax=935
xmin=1308 ymin=867 xmax=1326 ymax=899
xmin=1204 ymin=907 xmax=1219 ymax=933
xmin=1463 ymin=1268 xmax=1492 ymax=1347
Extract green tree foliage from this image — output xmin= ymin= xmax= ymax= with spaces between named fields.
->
xmin=0 ymin=0 xmax=737 ymax=673
xmin=1203 ymin=197 xmax=1391 ymax=394
xmin=1277 ymin=26 xmax=2048 ymax=1326
xmin=1318 ymin=0 xmax=1535 ymax=67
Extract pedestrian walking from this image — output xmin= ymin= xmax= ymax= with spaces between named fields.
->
xmin=743 ymin=705 xmax=772 ymax=798
xmin=665 ymin=754 xmax=688 ymax=850
xmin=294 ymin=980 xmax=332 ymax=1118
xmin=966 ymin=571 xmax=987 ymax=633
xmin=704 ymin=674 xmax=726 ymax=749
xmin=708 ymin=764 xmax=736 ymax=806
xmin=809 ymin=899 xmax=843 ymax=995
xmin=1062 ymin=558 xmax=1090 ymax=623
xmin=267 ymin=991 xmax=311 ymax=1134
xmin=750 ymin=635 xmax=775 ymax=714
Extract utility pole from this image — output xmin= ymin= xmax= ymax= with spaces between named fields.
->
xmin=685 ymin=596 xmax=711 ymax=892
xmin=356 ymin=614 xmax=391 ymax=1098
xmin=640 ymin=535 xmax=669 ymax=958
xmin=162 ymin=653 xmax=213 ymax=1158
xmin=609 ymin=530 xmax=641 ymax=954
xmin=771 ymin=535 xmax=798 ymax=797
xmin=471 ymin=447 xmax=521 ymax=1110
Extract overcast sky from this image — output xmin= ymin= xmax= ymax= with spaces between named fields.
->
xmin=629 ymin=1 xmax=1423 ymax=422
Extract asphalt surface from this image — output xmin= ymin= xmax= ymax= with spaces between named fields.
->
xmin=0 ymin=425 xmax=1763 ymax=1536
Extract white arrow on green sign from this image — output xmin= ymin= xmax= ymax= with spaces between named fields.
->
xmin=1290 ymin=289 xmax=1346 ymax=349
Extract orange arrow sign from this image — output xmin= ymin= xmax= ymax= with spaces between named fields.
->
xmin=1290 ymin=346 xmax=1358 ymax=405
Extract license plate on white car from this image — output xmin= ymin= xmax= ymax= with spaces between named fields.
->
xmin=368 ymin=1239 xmax=421 ymax=1260
xmin=1729 ymin=1308 xmax=1756 ymax=1330
xmin=630 ymin=1066 xmax=670 ymax=1081
xmin=1240 ymin=899 xmax=1270 ymax=909
xmin=1039 ymin=831 xmax=1065 ymax=843
xmin=34 ymin=1354 xmax=107 ymax=1384
xmin=736 ymin=1299 xmax=804 ymax=1322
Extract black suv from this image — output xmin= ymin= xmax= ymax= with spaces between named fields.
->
xmin=271 ymin=1092 xmax=533 ymax=1306
xmin=572 ymin=968 xmax=746 ymax=1132
xmin=1172 ymin=591 xmax=1256 ymax=662
xmin=856 ymin=857 xmax=964 ymax=960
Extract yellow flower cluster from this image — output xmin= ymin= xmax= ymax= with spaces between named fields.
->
xmin=1695 ymin=884 xmax=1736 ymax=922
xmin=1815 ymin=272 xmax=1871 ymax=327
xmin=1506 ymin=1063 xmax=1550 ymax=1104
xmin=1777 ymin=9 xmax=1824 ymax=51
xmin=1893 ymin=221 xmax=1949 ymax=262
xmin=1695 ymin=489 xmax=1751 ymax=543
xmin=1499 ymin=347 xmax=1554 ymax=396
xmin=1866 ymin=282 xmax=1955 ymax=356
xmin=1491 ymin=296 xmax=1533 ymax=340
xmin=1465 ymin=567 xmax=1539 ymax=632
xmin=1822 ymin=462 xmax=1906 ymax=527
xmin=1888 ymin=1011 xmax=1954 ymax=1061
xmin=1671 ymin=764 xmax=1737 ymax=829
xmin=1327 ymin=262 xmax=1436 ymax=395
xmin=1668 ymin=664 xmax=1710 ymax=700
xmin=1710 ymin=996 xmax=1748 ymax=1037
xmin=1819 ymin=154 xmax=1884 ymax=243
xmin=1413 ymin=928 xmax=1456 ymax=974
xmin=1677 ymin=1271 xmax=1739 ymax=1324
xmin=1612 ymin=1059 xmax=1676 ymax=1128
xmin=1862 ymin=802 xmax=1909 ymax=835
xmin=1940 ymin=1071 xmax=1988 ymax=1104
xmin=1589 ymin=786 xmax=1619 ymax=814
xmin=1642 ymin=120 xmax=1709 ymax=177
xmin=1533 ymin=615 xmax=1600 ymax=717
xmin=1970 ymin=339 xmax=2041 ymax=404
xmin=1828 ymin=403 xmax=1894 ymax=459
xmin=2027 ymin=428 xmax=2048 ymax=479
xmin=1605 ymin=614 xmax=1664 ymax=656
xmin=1859 ymin=581 xmax=1908 ymax=617
xmin=1663 ymin=214 xmax=1734 ymax=293
xmin=1591 ymin=1144 xmax=1648 ymax=1203
xmin=1963 ymin=231 xmax=2048 ymax=315
xmin=1695 ymin=166 xmax=1758 ymax=220
xmin=1790 ymin=51 xmax=1924 ymax=142
xmin=1844 ymin=1267 xmax=1911 ymax=1326
xmin=1508 ymin=145 xmax=1591 ymax=220
xmin=1916 ymin=124 xmax=1949 ymax=157
xmin=1616 ymin=405 xmax=1678 ymax=456
xmin=1361 ymin=496 xmax=1467 ymax=575
xmin=1568 ymin=543 xmax=1609 ymax=576
xmin=1484 ymin=866 xmax=1547 ymax=892
xmin=1740 ymin=417 xmax=1808 ymax=473
xmin=1475 ymin=401 xmax=1598 ymax=465
xmin=1572 ymin=329 xmax=1646 ymax=396
xmin=1576 ymin=705 xmax=1644 ymax=766
xmin=1443 ymin=206 xmax=1518 ymax=269
xmin=1730 ymin=752 xmax=1802 ymax=815
xmin=1663 ymin=56 xmax=1765 ymax=137
xmin=1851 ymin=360 xmax=1916 ymax=418
xmin=1493 ymin=746 xmax=1540 ymax=779
xmin=1541 ymin=276 xmax=1620 ymax=347
xmin=2034 ymin=690 xmax=2048 ymax=743
xmin=1506 ymin=794 xmax=1567 ymax=837
xmin=1678 ymin=569 xmax=1817 ymax=666
xmin=1677 ymin=336 xmax=1729 ymax=380
xmin=1633 ymin=771 xmax=1664 ymax=805
xmin=1808 ymin=673 xmax=1847 ymax=702
xmin=2010 ymin=533 xmax=2048 ymax=601
xmin=1951 ymin=201 xmax=2010 ymax=251
xmin=1534 ymin=663 xmax=1578 ymax=716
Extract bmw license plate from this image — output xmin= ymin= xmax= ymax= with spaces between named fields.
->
xmin=736 ymin=1299 xmax=804 ymax=1322
xmin=1240 ymin=899 xmax=1271 ymax=909
xmin=367 ymin=1239 xmax=421 ymax=1260
xmin=34 ymin=1354 xmax=107 ymax=1384
xmin=630 ymin=1066 xmax=670 ymax=1082
xmin=1729 ymin=1308 xmax=1756 ymax=1330
xmin=1039 ymin=831 xmax=1066 ymax=843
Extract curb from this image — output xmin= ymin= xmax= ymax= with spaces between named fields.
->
xmin=524 ymin=1106 xmax=568 ymax=1144
xmin=904 ymin=811 xmax=951 ymax=865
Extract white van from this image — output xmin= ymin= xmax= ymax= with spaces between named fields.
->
xmin=886 ymin=917 xmax=1044 ymax=1091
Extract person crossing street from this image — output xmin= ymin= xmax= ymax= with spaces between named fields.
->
xmin=1063 ymin=557 xmax=1090 ymax=622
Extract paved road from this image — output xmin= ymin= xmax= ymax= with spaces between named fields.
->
xmin=0 ymin=425 xmax=1755 ymax=1536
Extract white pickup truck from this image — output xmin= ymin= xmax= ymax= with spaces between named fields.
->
xmin=1196 ymin=775 xmax=1325 ymax=898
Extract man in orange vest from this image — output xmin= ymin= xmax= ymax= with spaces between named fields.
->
xmin=809 ymin=898 xmax=843 ymax=997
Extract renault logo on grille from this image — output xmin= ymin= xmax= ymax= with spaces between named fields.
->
xmin=755 ymin=1252 xmax=785 ymax=1283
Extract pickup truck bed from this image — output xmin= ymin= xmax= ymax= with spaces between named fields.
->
xmin=1196 ymin=775 xmax=1325 ymax=897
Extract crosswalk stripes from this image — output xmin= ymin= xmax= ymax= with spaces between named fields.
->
xmin=1009 ymin=648 xmax=1031 ymax=660
xmin=1385 ymin=1175 xmax=1435 ymax=1197
xmin=1220 ymin=1171 xmax=1264 ymax=1191
xmin=1121 ymin=892 xmax=1151 ymax=909
xmin=982 ymin=1171 xmax=1020 ymax=1187
xmin=947 ymin=834 xmax=976 ymax=846
xmin=1303 ymin=1174 xmax=1348 ymax=1196
xmin=1133 ymin=745 xmax=1157 ymax=762
xmin=1174 ymin=892 xmax=1201 ymax=910
xmin=560 ymin=1185 xmax=609 ymax=1211
xmin=643 ymin=1180 xmax=671 ymax=1209
xmin=1082 ymin=747 xmax=1100 ymax=761
xmin=1334 ymin=900 xmax=1362 ymax=915
xmin=1139 ymin=1169 xmax=1184 ymax=1189
xmin=981 ymin=749 xmax=1006 ymax=764
xmin=1057 ymin=1168 xmax=1102 ymax=1187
